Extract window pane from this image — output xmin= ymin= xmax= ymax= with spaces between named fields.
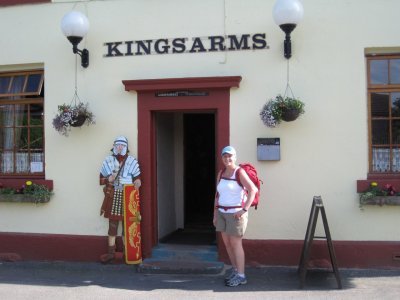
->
xmin=393 ymin=148 xmax=400 ymax=172
xmin=391 ymin=92 xmax=400 ymax=117
xmin=25 ymin=74 xmax=42 ymax=94
xmin=30 ymin=103 xmax=44 ymax=126
xmin=372 ymin=120 xmax=389 ymax=144
xmin=16 ymin=128 xmax=28 ymax=150
xmin=16 ymin=151 xmax=29 ymax=173
xmin=370 ymin=60 xmax=389 ymax=84
xmin=392 ymin=120 xmax=400 ymax=144
xmin=371 ymin=92 xmax=389 ymax=117
xmin=0 ymin=77 xmax=11 ymax=94
xmin=390 ymin=59 xmax=400 ymax=84
xmin=0 ymin=128 xmax=3 ymax=149
xmin=31 ymin=151 xmax=44 ymax=173
xmin=372 ymin=147 xmax=390 ymax=172
xmin=0 ymin=105 xmax=14 ymax=126
xmin=10 ymin=75 xmax=25 ymax=94
xmin=2 ymin=128 xmax=14 ymax=150
xmin=30 ymin=127 xmax=43 ymax=149
xmin=14 ymin=104 xmax=27 ymax=127
xmin=1 ymin=151 xmax=14 ymax=173
xmin=31 ymin=151 xmax=43 ymax=162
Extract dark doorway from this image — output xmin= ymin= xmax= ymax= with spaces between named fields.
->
xmin=160 ymin=113 xmax=216 ymax=245
xmin=183 ymin=113 xmax=216 ymax=227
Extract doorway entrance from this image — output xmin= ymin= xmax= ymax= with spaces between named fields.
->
xmin=183 ymin=113 xmax=215 ymax=228
xmin=156 ymin=113 xmax=216 ymax=245
xmin=123 ymin=76 xmax=241 ymax=258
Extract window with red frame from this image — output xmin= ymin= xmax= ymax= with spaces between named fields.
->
xmin=0 ymin=1 xmax=49 ymax=7
xmin=0 ymin=70 xmax=45 ymax=177
xmin=367 ymin=55 xmax=400 ymax=173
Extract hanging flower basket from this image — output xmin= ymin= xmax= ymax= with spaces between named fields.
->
xmin=281 ymin=108 xmax=301 ymax=122
xmin=53 ymin=57 xmax=95 ymax=136
xmin=261 ymin=62 xmax=305 ymax=128
xmin=260 ymin=95 xmax=305 ymax=128
xmin=52 ymin=101 xmax=95 ymax=136
xmin=70 ymin=113 xmax=87 ymax=127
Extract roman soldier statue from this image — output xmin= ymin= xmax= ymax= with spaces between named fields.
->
xmin=99 ymin=136 xmax=141 ymax=263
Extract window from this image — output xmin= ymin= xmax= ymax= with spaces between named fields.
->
xmin=0 ymin=1 xmax=50 ymax=7
xmin=0 ymin=70 xmax=44 ymax=177
xmin=367 ymin=55 xmax=400 ymax=173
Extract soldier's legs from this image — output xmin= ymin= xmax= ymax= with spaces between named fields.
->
xmin=100 ymin=220 xmax=119 ymax=264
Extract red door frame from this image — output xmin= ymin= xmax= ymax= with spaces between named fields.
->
xmin=122 ymin=76 xmax=241 ymax=258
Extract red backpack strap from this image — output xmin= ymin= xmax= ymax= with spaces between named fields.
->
xmin=216 ymin=167 xmax=244 ymax=211
xmin=217 ymin=168 xmax=224 ymax=182
xmin=235 ymin=167 xmax=244 ymax=188
xmin=215 ymin=168 xmax=224 ymax=201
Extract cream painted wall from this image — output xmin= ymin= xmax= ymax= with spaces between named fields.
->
xmin=0 ymin=0 xmax=399 ymax=242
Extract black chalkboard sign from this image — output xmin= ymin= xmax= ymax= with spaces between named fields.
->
xmin=298 ymin=196 xmax=342 ymax=289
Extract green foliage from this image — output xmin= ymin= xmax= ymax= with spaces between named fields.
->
xmin=0 ymin=180 xmax=53 ymax=203
xmin=359 ymin=182 xmax=400 ymax=205
xmin=0 ymin=187 xmax=16 ymax=195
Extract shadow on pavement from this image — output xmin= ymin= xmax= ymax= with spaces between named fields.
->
xmin=1 ymin=261 xmax=400 ymax=293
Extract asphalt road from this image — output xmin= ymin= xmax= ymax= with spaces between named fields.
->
xmin=1 ymin=261 xmax=400 ymax=299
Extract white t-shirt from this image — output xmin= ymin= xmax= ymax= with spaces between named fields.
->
xmin=217 ymin=167 xmax=245 ymax=213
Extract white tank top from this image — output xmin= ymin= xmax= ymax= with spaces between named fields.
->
xmin=217 ymin=167 xmax=245 ymax=213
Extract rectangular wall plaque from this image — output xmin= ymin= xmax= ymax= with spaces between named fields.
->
xmin=155 ymin=91 xmax=209 ymax=97
xmin=257 ymin=138 xmax=280 ymax=161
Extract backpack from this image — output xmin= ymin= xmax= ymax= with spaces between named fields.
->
xmin=235 ymin=163 xmax=262 ymax=209
xmin=217 ymin=163 xmax=262 ymax=210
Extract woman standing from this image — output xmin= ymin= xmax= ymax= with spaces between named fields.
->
xmin=214 ymin=146 xmax=258 ymax=287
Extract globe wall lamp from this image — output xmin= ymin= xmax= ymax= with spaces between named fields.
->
xmin=61 ymin=11 xmax=90 ymax=68
xmin=272 ymin=0 xmax=304 ymax=59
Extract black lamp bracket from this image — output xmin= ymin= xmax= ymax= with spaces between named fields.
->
xmin=279 ymin=23 xmax=297 ymax=59
xmin=67 ymin=36 xmax=89 ymax=68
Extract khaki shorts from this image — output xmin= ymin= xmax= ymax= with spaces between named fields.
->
xmin=215 ymin=210 xmax=248 ymax=236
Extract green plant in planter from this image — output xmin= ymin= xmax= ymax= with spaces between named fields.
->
xmin=260 ymin=95 xmax=305 ymax=128
xmin=0 ymin=180 xmax=53 ymax=203
xmin=23 ymin=181 xmax=54 ymax=202
xmin=359 ymin=182 xmax=400 ymax=204
xmin=0 ymin=187 xmax=16 ymax=195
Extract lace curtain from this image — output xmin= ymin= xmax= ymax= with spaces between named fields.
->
xmin=372 ymin=148 xmax=400 ymax=172
xmin=2 ymin=152 xmax=44 ymax=173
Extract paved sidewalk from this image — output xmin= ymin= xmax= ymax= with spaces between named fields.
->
xmin=0 ymin=261 xmax=400 ymax=299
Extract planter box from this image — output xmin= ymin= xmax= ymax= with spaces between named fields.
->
xmin=0 ymin=194 xmax=50 ymax=203
xmin=360 ymin=196 xmax=400 ymax=206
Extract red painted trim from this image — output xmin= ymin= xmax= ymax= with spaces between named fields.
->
xmin=128 ymin=77 xmax=237 ymax=258
xmin=0 ymin=0 xmax=49 ymax=6
xmin=1 ymin=232 xmax=399 ymax=268
xmin=223 ymin=239 xmax=400 ymax=269
xmin=123 ymin=76 xmax=242 ymax=91
xmin=0 ymin=232 xmax=112 ymax=262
